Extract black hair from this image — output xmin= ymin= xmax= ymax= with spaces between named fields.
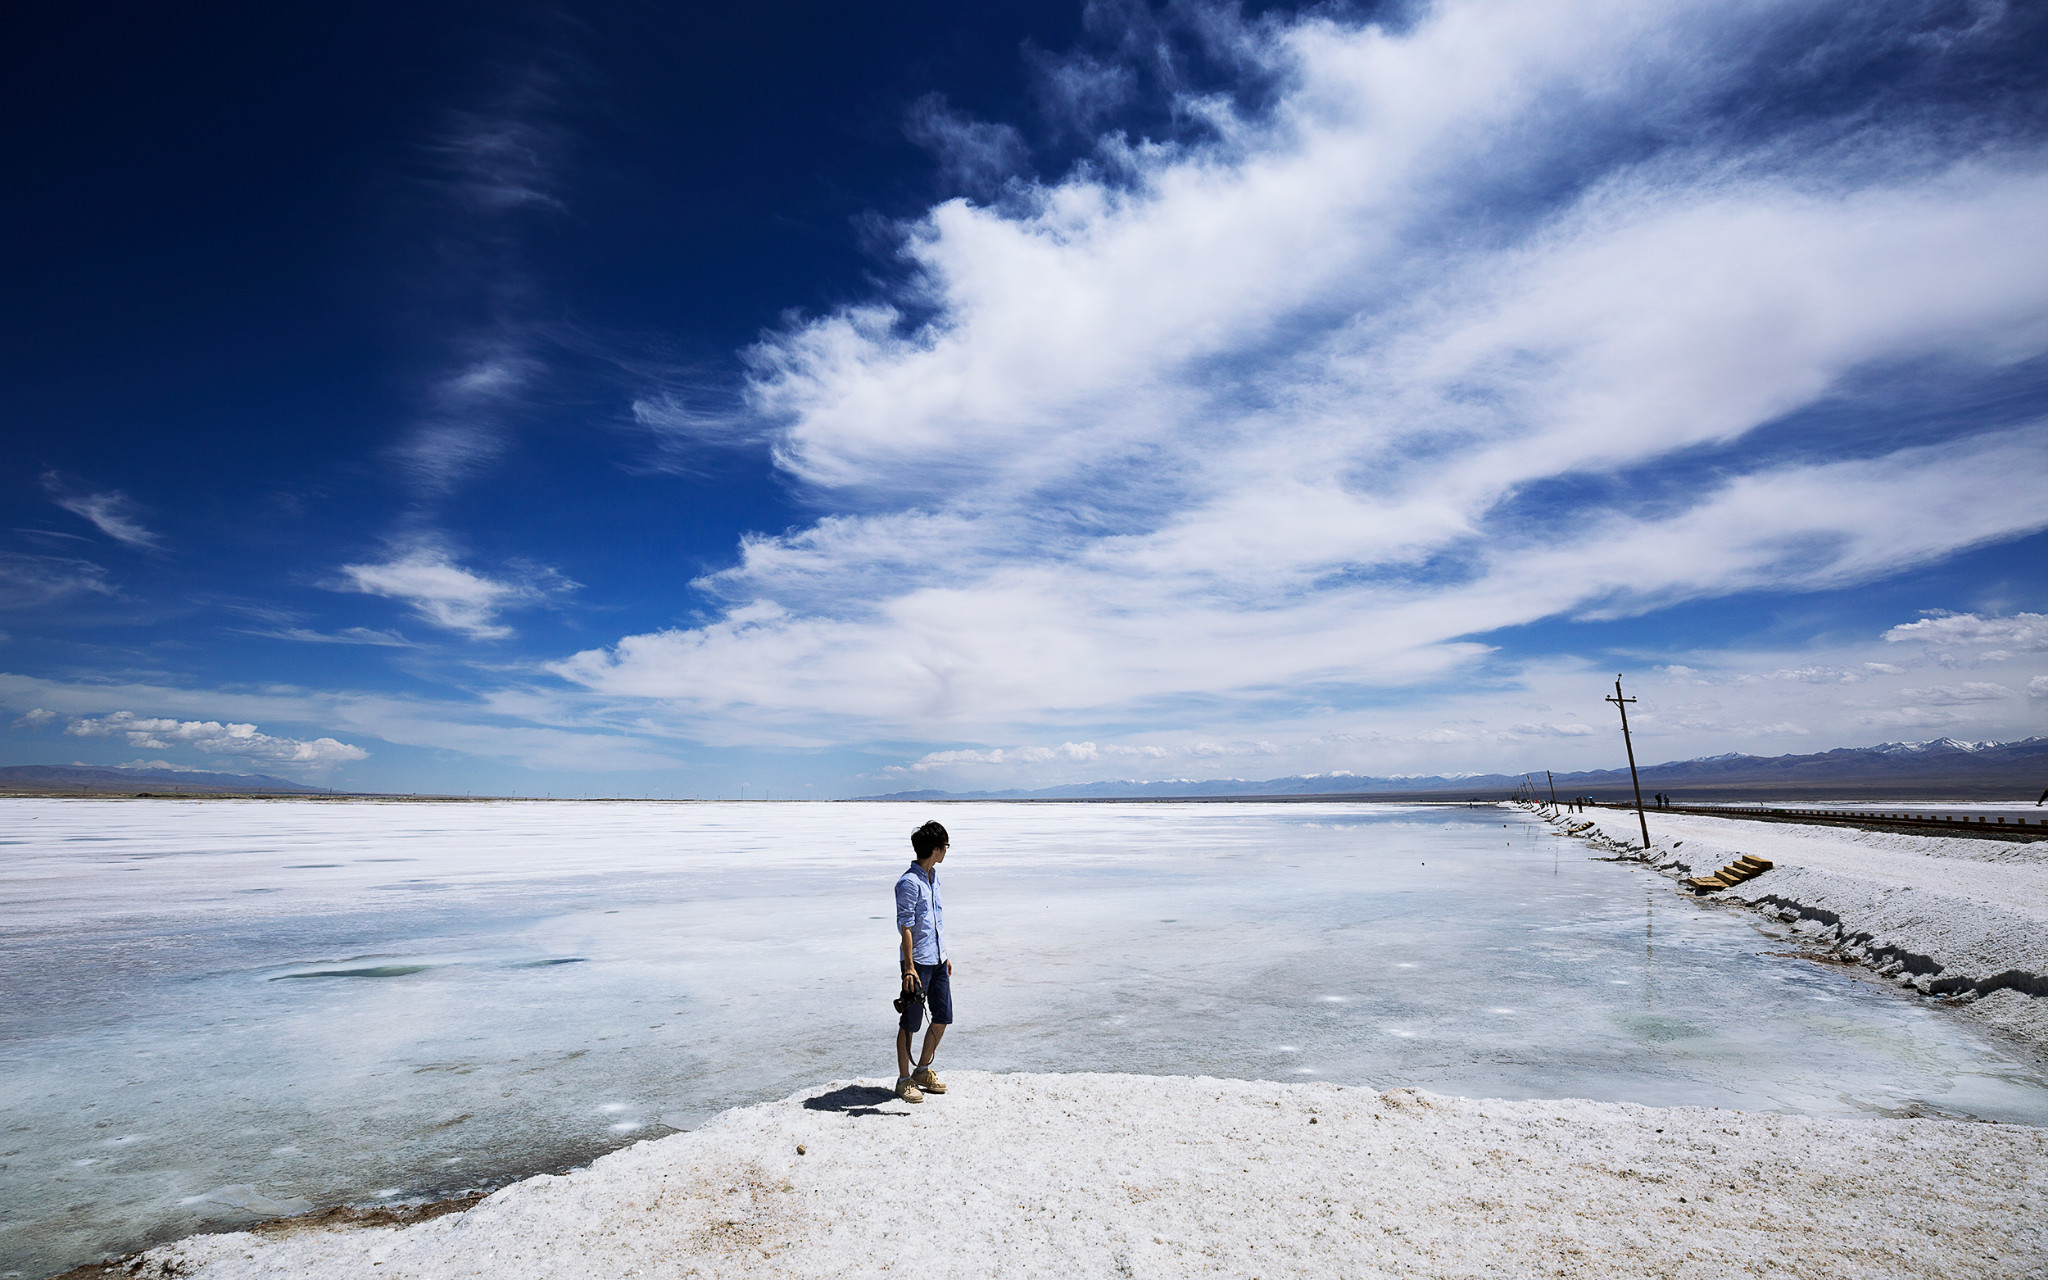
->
xmin=911 ymin=820 xmax=949 ymax=860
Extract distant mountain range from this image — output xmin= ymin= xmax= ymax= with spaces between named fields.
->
xmin=862 ymin=737 xmax=2048 ymax=802
xmin=0 ymin=764 xmax=332 ymax=795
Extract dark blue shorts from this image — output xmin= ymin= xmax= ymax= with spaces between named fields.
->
xmin=900 ymin=961 xmax=952 ymax=1031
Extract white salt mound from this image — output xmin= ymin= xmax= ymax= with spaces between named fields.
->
xmin=120 ymin=1073 xmax=2045 ymax=1279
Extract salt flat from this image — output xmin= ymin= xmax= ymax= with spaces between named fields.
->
xmin=105 ymin=1072 xmax=2048 ymax=1280
xmin=9 ymin=798 xmax=2046 ymax=1278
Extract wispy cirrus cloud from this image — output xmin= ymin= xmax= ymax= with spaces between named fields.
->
xmin=429 ymin=80 xmax=568 ymax=215
xmin=391 ymin=343 xmax=545 ymax=493
xmin=553 ymin=0 xmax=2048 ymax=771
xmin=0 ymin=552 xmax=115 ymax=609
xmin=239 ymin=625 xmax=416 ymax=648
xmin=385 ymin=67 xmax=574 ymax=498
xmin=41 ymin=471 xmax=161 ymax=549
xmin=905 ymin=93 xmax=1032 ymax=199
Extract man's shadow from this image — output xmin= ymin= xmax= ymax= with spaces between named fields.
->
xmin=802 ymin=1084 xmax=905 ymax=1118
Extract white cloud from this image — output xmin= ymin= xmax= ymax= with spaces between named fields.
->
xmin=1506 ymin=723 xmax=1599 ymax=738
xmin=65 ymin=712 xmax=369 ymax=766
xmin=899 ymin=739 xmax=1193 ymax=771
xmin=1740 ymin=666 xmax=1869 ymax=686
xmin=559 ymin=0 xmax=2048 ymax=756
xmin=1884 ymin=611 xmax=2048 ymax=651
xmin=42 ymin=472 xmax=161 ymax=549
xmin=334 ymin=544 xmax=572 ymax=640
xmin=821 ymin=600 xmax=2048 ymax=787
xmin=15 ymin=707 xmax=57 ymax=728
xmin=1899 ymin=682 xmax=2013 ymax=704
xmin=1855 ymin=707 xmax=1962 ymax=729
xmin=0 ymin=670 xmax=690 ymax=777
xmin=2030 ymin=676 xmax=2048 ymax=698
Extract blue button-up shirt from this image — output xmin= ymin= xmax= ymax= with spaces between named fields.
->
xmin=895 ymin=864 xmax=945 ymax=965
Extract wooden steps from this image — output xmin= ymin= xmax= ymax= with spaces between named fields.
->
xmin=1686 ymin=855 xmax=1773 ymax=892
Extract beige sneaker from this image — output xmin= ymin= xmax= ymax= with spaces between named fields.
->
xmin=896 ymin=1077 xmax=924 ymax=1104
xmin=911 ymin=1066 xmax=947 ymax=1094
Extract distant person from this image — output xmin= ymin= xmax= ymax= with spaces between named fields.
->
xmin=894 ymin=820 xmax=954 ymax=1103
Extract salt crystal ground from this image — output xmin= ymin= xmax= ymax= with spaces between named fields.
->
xmin=112 ymin=1071 xmax=2045 ymax=1279
xmin=24 ymin=801 xmax=2048 ymax=1277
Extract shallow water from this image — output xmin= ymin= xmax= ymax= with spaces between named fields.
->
xmin=3 ymin=798 xmax=2043 ymax=1277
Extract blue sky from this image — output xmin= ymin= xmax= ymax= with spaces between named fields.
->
xmin=4 ymin=0 xmax=2045 ymax=798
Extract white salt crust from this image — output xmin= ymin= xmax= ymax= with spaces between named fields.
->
xmin=118 ymin=1072 xmax=2044 ymax=1279
xmin=1561 ymin=808 xmax=2048 ymax=1049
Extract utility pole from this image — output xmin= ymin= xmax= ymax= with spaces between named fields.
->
xmin=1605 ymin=675 xmax=1652 ymax=850
xmin=1546 ymin=769 xmax=1558 ymax=811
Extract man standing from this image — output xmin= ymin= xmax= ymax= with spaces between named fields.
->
xmin=894 ymin=820 xmax=953 ymax=1103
